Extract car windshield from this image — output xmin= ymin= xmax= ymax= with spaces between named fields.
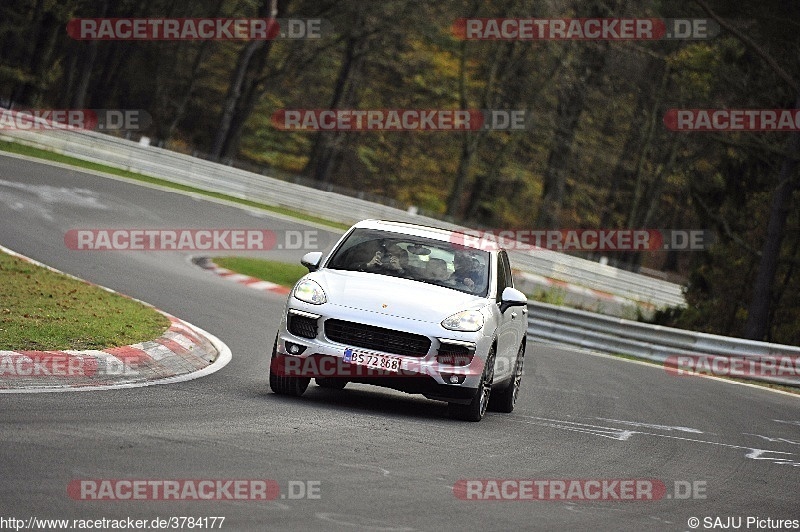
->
xmin=327 ymin=228 xmax=490 ymax=297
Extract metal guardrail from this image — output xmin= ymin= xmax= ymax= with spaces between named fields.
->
xmin=0 ymin=121 xmax=684 ymax=307
xmin=2 ymin=123 xmax=795 ymax=386
xmin=512 ymin=248 xmax=684 ymax=307
xmin=527 ymin=300 xmax=800 ymax=387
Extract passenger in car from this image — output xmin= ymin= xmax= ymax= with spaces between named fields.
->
xmin=450 ymin=251 xmax=479 ymax=289
xmin=381 ymin=245 xmax=412 ymax=276
xmin=361 ymin=244 xmax=409 ymax=276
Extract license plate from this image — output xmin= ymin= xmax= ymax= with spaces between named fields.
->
xmin=343 ymin=348 xmax=402 ymax=372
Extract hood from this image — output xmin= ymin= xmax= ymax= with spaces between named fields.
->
xmin=308 ymin=269 xmax=487 ymax=324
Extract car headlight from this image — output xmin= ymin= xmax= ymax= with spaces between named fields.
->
xmin=294 ymin=279 xmax=327 ymax=304
xmin=441 ymin=310 xmax=484 ymax=332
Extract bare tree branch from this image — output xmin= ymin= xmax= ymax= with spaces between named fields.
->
xmin=694 ymin=0 xmax=798 ymax=92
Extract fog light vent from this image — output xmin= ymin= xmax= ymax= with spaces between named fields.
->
xmin=284 ymin=341 xmax=307 ymax=355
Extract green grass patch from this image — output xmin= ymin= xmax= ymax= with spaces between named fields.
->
xmin=213 ymin=257 xmax=308 ymax=288
xmin=0 ymin=251 xmax=170 ymax=350
xmin=526 ymin=287 xmax=567 ymax=306
xmin=0 ymin=139 xmax=349 ymax=231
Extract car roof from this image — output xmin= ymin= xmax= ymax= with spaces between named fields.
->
xmin=352 ymin=219 xmax=498 ymax=253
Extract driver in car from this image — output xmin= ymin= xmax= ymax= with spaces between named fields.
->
xmin=450 ymin=251 xmax=482 ymax=291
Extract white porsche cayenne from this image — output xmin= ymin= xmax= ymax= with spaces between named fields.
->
xmin=269 ymin=219 xmax=530 ymax=421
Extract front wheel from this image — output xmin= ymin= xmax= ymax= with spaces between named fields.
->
xmin=269 ymin=339 xmax=309 ymax=396
xmin=489 ymin=341 xmax=525 ymax=413
xmin=448 ymin=347 xmax=495 ymax=422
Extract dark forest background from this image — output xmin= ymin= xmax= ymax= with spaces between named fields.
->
xmin=1 ymin=0 xmax=798 ymax=344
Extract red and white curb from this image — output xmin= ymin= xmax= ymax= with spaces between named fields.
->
xmin=0 ymin=245 xmax=231 ymax=393
xmin=193 ymin=257 xmax=291 ymax=295
xmin=191 ymin=257 xmax=625 ymax=307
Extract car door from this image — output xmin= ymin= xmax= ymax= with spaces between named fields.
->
xmin=504 ymin=251 xmax=527 ymax=353
xmin=494 ymin=251 xmax=521 ymax=381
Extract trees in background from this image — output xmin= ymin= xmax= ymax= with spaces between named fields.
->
xmin=0 ymin=0 xmax=797 ymax=344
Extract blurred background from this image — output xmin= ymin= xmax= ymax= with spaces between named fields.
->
xmin=1 ymin=0 xmax=798 ymax=344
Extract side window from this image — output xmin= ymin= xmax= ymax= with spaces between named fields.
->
xmin=495 ymin=252 xmax=508 ymax=302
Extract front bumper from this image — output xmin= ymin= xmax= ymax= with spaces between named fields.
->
xmin=274 ymin=301 xmax=492 ymax=400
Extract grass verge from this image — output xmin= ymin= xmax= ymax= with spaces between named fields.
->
xmin=0 ymin=251 xmax=170 ymax=350
xmin=0 ymin=139 xmax=349 ymax=231
xmin=212 ymin=257 xmax=308 ymax=288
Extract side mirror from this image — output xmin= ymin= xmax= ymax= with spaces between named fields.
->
xmin=499 ymin=286 xmax=528 ymax=314
xmin=301 ymin=251 xmax=323 ymax=272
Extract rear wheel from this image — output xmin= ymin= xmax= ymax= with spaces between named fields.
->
xmin=489 ymin=341 xmax=525 ymax=413
xmin=315 ymin=377 xmax=348 ymax=390
xmin=269 ymin=338 xmax=309 ymax=396
xmin=448 ymin=346 xmax=495 ymax=422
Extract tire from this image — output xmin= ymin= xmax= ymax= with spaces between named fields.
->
xmin=269 ymin=339 xmax=309 ymax=396
xmin=315 ymin=377 xmax=347 ymax=390
xmin=489 ymin=341 xmax=525 ymax=413
xmin=448 ymin=346 xmax=495 ymax=422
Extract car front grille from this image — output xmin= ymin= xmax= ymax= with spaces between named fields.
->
xmin=324 ymin=319 xmax=431 ymax=357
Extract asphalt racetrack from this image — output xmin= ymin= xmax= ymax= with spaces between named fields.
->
xmin=0 ymin=154 xmax=798 ymax=531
